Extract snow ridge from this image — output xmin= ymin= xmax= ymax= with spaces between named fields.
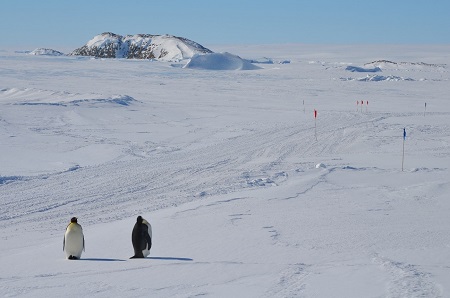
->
xmin=364 ymin=60 xmax=446 ymax=70
xmin=345 ymin=65 xmax=381 ymax=73
xmin=341 ymin=75 xmax=415 ymax=82
xmin=71 ymin=32 xmax=213 ymax=61
xmin=0 ymin=87 xmax=137 ymax=106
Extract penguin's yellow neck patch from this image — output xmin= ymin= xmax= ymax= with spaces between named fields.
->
xmin=67 ymin=222 xmax=81 ymax=231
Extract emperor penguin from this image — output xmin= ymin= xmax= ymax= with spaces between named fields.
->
xmin=63 ymin=217 xmax=85 ymax=260
xmin=130 ymin=215 xmax=152 ymax=258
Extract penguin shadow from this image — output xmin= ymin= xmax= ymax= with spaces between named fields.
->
xmin=148 ymin=256 xmax=193 ymax=262
xmin=80 ymin=258 xmax=126 ymax=262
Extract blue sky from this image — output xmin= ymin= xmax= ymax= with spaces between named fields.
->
xmin=1 ymin=0 xmax=449 ymax=49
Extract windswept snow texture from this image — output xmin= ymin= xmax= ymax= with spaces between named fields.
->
xmin=1 ymin=44 xmax=450 ymax=297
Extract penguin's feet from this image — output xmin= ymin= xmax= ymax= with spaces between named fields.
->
xmin=68 ymin=255 xmax=79 ymax=260
xmin=130 ymin=255 xmax=144 ymax=259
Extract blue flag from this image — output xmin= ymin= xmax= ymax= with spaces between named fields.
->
xmin=403 ymin=128 xmax=406 ymax=140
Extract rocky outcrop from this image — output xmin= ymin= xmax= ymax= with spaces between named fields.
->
xmin=71 ymin=32 xmax=212 ymax=61
xmin=28 ymin=48 xmax=65 ymax=56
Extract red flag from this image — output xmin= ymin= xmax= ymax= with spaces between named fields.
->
xmin=314 ymin=109 xmax=317 ymax=118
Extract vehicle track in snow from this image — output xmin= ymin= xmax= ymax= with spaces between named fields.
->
xmin=264 ymin=263 xmax=310 ymax=297
xmin=0 ymin=109 xmax=431 ymax=243
xmin=372 ymin=253 xmax=442 ymax=297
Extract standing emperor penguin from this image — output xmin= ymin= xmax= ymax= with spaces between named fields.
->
xmin=63 ymin=217 xmax=85 ymax=260
xmin=130 ymin=215 xmax=152 ymax=258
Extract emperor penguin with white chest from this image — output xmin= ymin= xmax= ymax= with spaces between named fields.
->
xmin=130 ymin=215 xmax=152 ymax=258
xmin=63 ymin=217 xmax=85 ymax=260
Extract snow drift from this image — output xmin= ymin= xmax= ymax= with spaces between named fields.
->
xmin=183 ymin=52 xmax=261 ymax=70
xmin=345 ymin=65 xmax=381 ymax=72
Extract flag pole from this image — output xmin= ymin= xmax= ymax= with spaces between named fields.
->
xmin=402 ymin=128 xmax=406 ymax=171
xmin=314 ymin=109 xmax=317 ymax=141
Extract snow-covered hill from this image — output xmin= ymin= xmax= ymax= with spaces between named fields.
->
xmin=71 ymin=32 xmax=212 ymax=61
xmin=28 ymin=48 xmax=64 ymax=56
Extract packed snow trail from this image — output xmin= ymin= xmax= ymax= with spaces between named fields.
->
xmin=0 ymin=109 xmax=413 ymax=242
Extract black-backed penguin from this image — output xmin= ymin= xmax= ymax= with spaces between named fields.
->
xmin=63 ymin=217 xmax=85 ymax=260
xmin=130 ymin=215 xmax=152 ymax=258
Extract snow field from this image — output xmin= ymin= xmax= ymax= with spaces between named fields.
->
xmin=1 ymin=44 xmax=450 ymax=297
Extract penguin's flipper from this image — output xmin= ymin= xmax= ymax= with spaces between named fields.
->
xmin=146 ymin=233 xmax=152 ymax=250
xmin=63 ymin=237 xmax=65 ymax=251
xmin=139 ymin=233 xmax=147 ymax=251
xmin=83 ymin=236 xmax=85 ymax=251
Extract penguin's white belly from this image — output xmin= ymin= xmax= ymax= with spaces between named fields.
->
xmin=64 ymin=227 xmax=84 ymax=258
xmin=142 ymin=221 xmax=152 ymax=257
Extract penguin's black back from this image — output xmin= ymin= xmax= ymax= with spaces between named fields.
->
xmin=131 ymin=216 xmax=151 ymax=258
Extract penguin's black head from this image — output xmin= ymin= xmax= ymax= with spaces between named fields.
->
xmin=136 ymin=216 xmax=143 ymax=224
xmin=70 ymin=217 xmax=78 ymax=223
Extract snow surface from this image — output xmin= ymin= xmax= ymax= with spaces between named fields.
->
xmin=1 ymin=44 xmax=450 ymax=297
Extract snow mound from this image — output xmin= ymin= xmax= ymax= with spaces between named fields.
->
xmin=315 ymin=163 xmax=326 ymax=169
xmin=183 ymin=52 xmax=261 ymax=70
xmin=28 ymin=48 xmax=64 ymax=56
xmin=345 ymin=65 xmax=381 ymax=73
